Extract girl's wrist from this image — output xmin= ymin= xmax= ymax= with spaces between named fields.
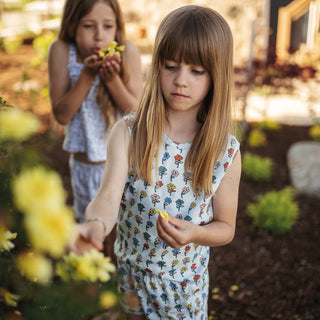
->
xmin=86 ymin=217 xmax=108 ymax=240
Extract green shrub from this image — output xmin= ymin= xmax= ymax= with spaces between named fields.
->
xmin=3 ymin=38 xmax=23 ymax=54
xmin=31 ymin=31 xmax=57 ymax=66
xmin=247 ymin=187 xmax=299 ymax=236
xmin=234 ymin=122 xmax=244 ymax=143
xmin=256 ymin=120 xmax=280 ymax=131
xmin=309 ymin=125 xmax=320 ymax=142
xmin=242 ymin=152 xmax=273 ymax=181
xmin=248 ymin=128 xmax=267 ymax=147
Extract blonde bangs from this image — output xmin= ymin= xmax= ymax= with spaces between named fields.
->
xmin=157 ymin=10 xmax=213 ymax=70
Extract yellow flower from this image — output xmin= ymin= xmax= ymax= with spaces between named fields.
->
xmin=0 ymin=108 xmax=40 ymax=141
xmin=24 ymin=205 xmax=74 ymax=258
xmin=17 ymin=251 xmax=52 ymax=284
xmin=99 ymin=291 xmax=118 ymax=309
xmin=12 ymin=166 xmax=66 ymax=215
xmin=98 ymin=41 xmax=126 ymax=59
xmin=0 ymin=288 xmax=20 ymax=307
xmin=157 ymin=209 xmax=168 ymax=221
xmin=0 ymin=225 xmax=17 ymax=251
xmin=59 ymin=249 xmax=116 ymax=282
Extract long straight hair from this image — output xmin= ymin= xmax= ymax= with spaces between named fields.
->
xmin=130 ymin=5 xmax=234 ymax=195
xmin=58 ymin=0 xmax=129 ymax=130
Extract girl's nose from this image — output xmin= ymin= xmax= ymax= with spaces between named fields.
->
xmin=174 ymin=69 xmax=188 ymax=87
xmin=95 ymin=26 xmax=104 ymax=41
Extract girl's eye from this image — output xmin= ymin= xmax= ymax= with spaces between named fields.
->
xmin=192 ymin=69 xmax=205 ymax=75
xmin=83 ymin=24 xmax=93 ymax=28
xmin=104 ymin=24 xmax=114 ymax=29
xmin=164 ymin=64 xmax=177 ymax=71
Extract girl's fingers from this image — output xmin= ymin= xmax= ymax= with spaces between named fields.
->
xmin=157 ymin=216 xmax=181 ymax=248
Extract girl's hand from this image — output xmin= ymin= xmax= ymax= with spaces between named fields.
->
xmin=68 ymin=222 xmax=104 ymax=254
xmin=83 ymin=54 xmax=104 ymax=75
xmin=99 ymin=55 xmax=121 ymax=82
xmin=157 ymin=213 xmax=197 ymax=249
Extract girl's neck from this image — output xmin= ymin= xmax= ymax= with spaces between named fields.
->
xmin=165 ymin=110 xmax=201 ymax=143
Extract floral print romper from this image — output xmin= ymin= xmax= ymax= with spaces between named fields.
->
xmin=115 ymin=114 xmax=240 ymax=319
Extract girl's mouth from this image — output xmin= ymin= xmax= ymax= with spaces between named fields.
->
xmin=172 ymin=93 xmax=188 ymax=99
xmin=92 ymin=47 xmax=100 ymax=55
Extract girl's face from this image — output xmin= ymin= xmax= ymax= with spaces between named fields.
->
xmin=75 ymin=2 xmax=117 ymax=62
xmin=160 ymin=60 xmax=211 ymax=115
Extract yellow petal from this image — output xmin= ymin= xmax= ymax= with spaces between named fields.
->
xmin=116 ymin=45 xmax=126 ymax=51
xmin=157 ymin=210 xmax=168 ymax=221
xmin=98 ymin=50 xmax=105 ymax=58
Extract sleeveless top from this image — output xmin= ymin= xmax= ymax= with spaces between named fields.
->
xmin=115 ymin=114 xmax=240 ymax=283
xmin=63 ymin=43 xmax=121 ymax=162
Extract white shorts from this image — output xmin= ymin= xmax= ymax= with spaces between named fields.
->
xmin=69 ymin=157 xmax=105 ymax=222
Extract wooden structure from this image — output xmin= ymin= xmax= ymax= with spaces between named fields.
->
xmin=276 ymin=0 xmax=320 ymax=62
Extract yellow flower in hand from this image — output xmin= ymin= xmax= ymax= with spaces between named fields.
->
xmin=0 ymin=108 xmax=40 ymax=141
xmin=157 ymin=209 xmax=169 ymax=221
xmin=98 ymin=41 xmax=126 ymax=59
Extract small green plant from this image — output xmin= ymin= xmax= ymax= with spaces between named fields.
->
xmin=242 ymin=152 xmax=273 ymax=181
xmin=256 ymin=120 xmax=280 ymax=131
xmin=247 ymin=187 xmax=299 ymax=236
xmin=2 ymin=38 xmax=23 ymax=54
xmin=31 ymin=31 xmax=57 ymax=66
xmin=234 ymin=122 xmax=244 ymax=143
xmin=309 ymin=124 xmax=320 ymax=141
xmin=248 ymin=128 xmax=267 ymax=147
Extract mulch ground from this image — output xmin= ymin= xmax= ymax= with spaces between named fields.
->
xmin=38 ymin=123 xmax=320 ymax=320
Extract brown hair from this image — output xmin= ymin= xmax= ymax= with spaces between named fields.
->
xmin=130 ymin=5 xmax=234 ymax=194
xmin=58 ymin=0 xmax=128 ymax=130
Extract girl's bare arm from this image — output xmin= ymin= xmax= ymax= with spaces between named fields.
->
xmin=157 ymin=151 xmax=242 ymax=248
xmin=70 ymin=119 xmax=130 ymax=252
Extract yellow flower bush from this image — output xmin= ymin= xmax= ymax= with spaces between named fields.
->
xmin=0 ymin=108 xmax=40 ymax=141
xmin=24 ymin=205 xmax=74 ymax=258
xmin=0 ymin=288 xmax=20 ymax=307
xmin=0 ymin=225 xmax=17 ymax=251
xmin=99 ymin=291 xmax=118 ymax=309
xmin=17 ymin=251 xmax=53 ymax=284
xmin=0 ymin=101 xmax=120 ymax=319
xmin=57 ymin=249 xmax=116 ymax=283
xmin=12 ymin=166 xmax=67 ymax=214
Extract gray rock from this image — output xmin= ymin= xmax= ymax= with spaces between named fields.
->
xmin=287 ymin=141 xmax=320 ymax=199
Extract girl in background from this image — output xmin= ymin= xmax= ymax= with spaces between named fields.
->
xmin=48 ymin=0 xmax=143 ymax=222
xmin=72 ymin=5 xmax=241 ymax=320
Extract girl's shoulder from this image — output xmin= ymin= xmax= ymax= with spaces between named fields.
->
xmin=49 ymin=39 xmax=69 ymax=55
xmin=48 ymin=39 xmax=69 ymax=64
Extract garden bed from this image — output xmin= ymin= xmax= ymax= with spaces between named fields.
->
xmin=39 ymin=123 xmax=320 ymax=320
